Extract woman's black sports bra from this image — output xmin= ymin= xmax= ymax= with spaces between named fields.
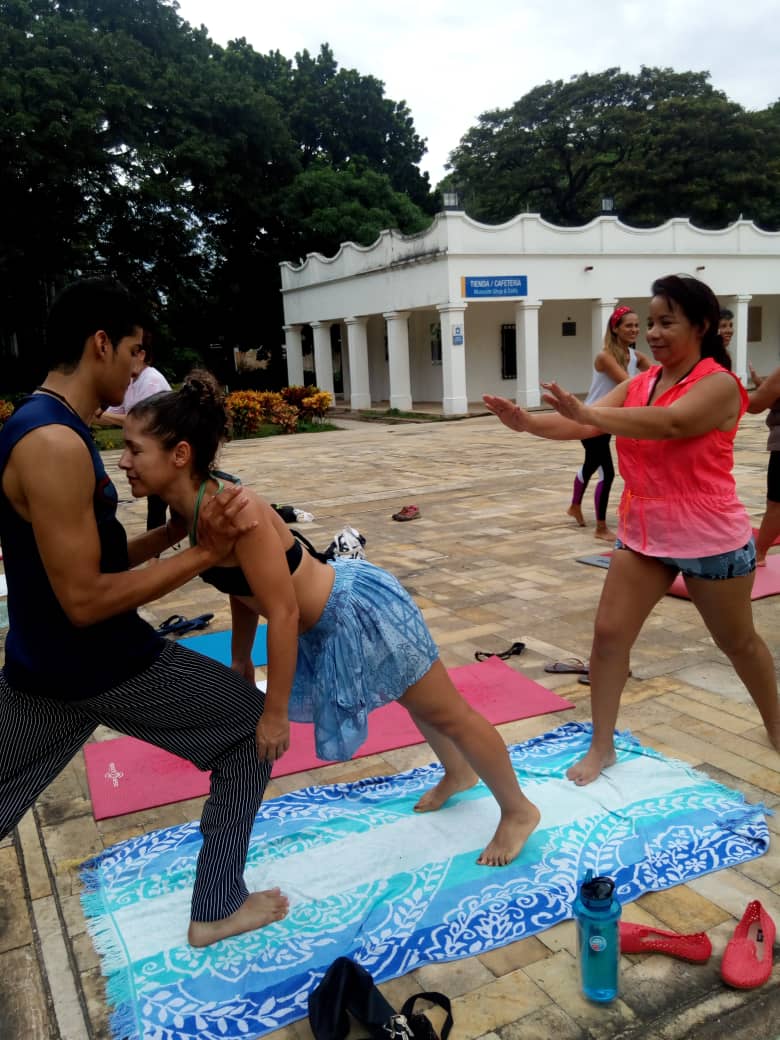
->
xmin=190 ymin=471 xmax=304 ymax=596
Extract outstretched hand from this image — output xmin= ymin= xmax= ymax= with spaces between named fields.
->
xmin=482 ymin=394 xmax=533 ymax=432
xmin=197 ymin=485 xmax=257 ymax=560
xmin=541 ymin=381 xmax=589 ymax=423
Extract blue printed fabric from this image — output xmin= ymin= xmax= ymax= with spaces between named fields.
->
xmin=80 ymin=722 xmax=769 ymax=1040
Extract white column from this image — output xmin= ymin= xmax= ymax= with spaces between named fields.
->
xmin=383 ymin=311 xmax=412 ymax=411
xmin=731 ymin=294 xmax=751 ymax=384
xmin=344 ymin=316 xmax=371 ymax=410
xmin=591 ymin=298 xmax=618 ymax=360
xmin=436 ymin=304 xmax=469 ymax=415
xmin=310 ymin=321 xmax=334 ymax=396
xmin=283 ymin=324 xmax=304 ymax=386
xmin=514 ymin=300 xmax=543 ymax=407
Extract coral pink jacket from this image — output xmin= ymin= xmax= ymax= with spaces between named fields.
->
xmin=616 ymin=358 xmax=752 ymax=557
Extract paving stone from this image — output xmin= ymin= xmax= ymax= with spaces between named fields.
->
xmin=0 ymin=845 xmax=34 ymax=953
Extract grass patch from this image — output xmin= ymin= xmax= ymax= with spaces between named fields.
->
xmin=357 ymin=408 xmax=448 ymax=423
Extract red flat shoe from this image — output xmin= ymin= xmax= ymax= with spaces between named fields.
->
xmin=721 ymin=900 xmax=776 ymax=989
xmin=619 ymin=922 xmax=712 ymax=963
xmin=392 ymin=504 xmax=421 ymax=521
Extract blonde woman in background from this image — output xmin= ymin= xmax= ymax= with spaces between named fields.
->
xmin=568 ymin=305 xmax=651 ymax=540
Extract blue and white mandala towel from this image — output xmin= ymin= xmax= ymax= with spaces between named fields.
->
xmin=80 ymin=721 xmax=769 ymax=1040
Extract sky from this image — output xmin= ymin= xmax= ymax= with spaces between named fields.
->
xmin=175 ymin=0 xmax=780 ymax=186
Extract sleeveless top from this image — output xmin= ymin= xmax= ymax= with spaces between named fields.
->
xmin=585 ymin=348 xmax=641 ymax=406
xmin=188 ymin=472 xmax=303 ymax=596
xmin=615 ymin=358 xmax=752 ymax=557
xmin=0 ymin=394 xmax=163 ymax=700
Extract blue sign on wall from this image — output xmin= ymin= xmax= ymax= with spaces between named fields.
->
xmin=462 ymin=275 xmax=527 ymax=299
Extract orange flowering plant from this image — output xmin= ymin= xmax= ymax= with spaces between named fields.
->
xmin=0 ymin=400 xmax=14 ymax=429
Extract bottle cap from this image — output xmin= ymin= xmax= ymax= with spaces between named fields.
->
xmin=580 ymin=874 xmax=615 ymax=907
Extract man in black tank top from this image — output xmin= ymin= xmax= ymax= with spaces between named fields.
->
xmin=0 ymin=278 xmax=289 ymax=947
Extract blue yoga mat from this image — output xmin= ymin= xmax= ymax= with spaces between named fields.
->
xmin=178 ymin=625 xmax=268 ymax=667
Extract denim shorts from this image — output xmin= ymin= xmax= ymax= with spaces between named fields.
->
xmin=615 ymin=537 xmax=756 ymax=580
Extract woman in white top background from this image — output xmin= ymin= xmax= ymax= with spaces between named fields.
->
xmin=567 ymin=305 xmax=651 ymax=540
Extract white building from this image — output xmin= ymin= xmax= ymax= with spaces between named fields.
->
xmin=279 ymin=210 xmax=780 ymax=413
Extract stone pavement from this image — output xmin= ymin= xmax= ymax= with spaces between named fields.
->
xmin=2 ymin=410 xmax=780 ymax=1039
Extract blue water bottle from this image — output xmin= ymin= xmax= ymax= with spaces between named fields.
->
xmin=573 ymin=870 xmax=621 ymax=1003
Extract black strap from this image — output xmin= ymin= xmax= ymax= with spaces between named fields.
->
xmin=474 ymin=640 xmax=525 ymax=662
xmin=291 ymin=527 xmax=330 ymax=563
xmin=400 ymin=992 xmax=453 ymax=1040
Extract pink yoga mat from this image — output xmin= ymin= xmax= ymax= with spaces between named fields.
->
xmin=83 ymin=656 xmax=574 ymax=820
xmin=668 ymin=551 xmax=780 ymax=600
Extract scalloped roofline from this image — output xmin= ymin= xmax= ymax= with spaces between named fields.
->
xmin=279 ymin=211 xmax=777 ymax=274
xmin=279 ymin=219 xmax=442 ymax=273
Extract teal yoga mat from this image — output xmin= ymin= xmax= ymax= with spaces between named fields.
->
xmin=177 ymin=624 xmax=268 ymax=666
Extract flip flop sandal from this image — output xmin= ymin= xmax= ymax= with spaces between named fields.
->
xmin=578 ymin=669 xmax=632 ymax=686
xmin=392 ymin=504 xmax=421 ymax=521
xmin=544 ymin=658 xmax=589 ymax=674
xmin=474 ymin=641 xmax=526 ymax=662
xmin=157 ymin=612 xmax=214 ymax=636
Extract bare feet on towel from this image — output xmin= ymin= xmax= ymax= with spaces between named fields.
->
xmin=188 ymin=888 xmax=289 ymax=947
xmin=567 ymin=504 xmax=586 ymax=527
xmin=477 ymin=802 xmax=541 ymax=867
xmin=566 ymin=746 xmax=617 ymax=786
xmin=414 ymin=768 xmax=478 ymax=812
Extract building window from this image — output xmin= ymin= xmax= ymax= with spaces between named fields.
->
xmin=501 ymin=325 xmax=517 ymax=380
xmin=430 ymin=322 xmax=442 ymax=365
xmin=748 ymin=306 xmax=762 ymax=343
xmin=562 ymin=321 xmax=577 ymax=337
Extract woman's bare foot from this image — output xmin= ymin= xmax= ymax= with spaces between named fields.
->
xmin=477 ymin=802 xmax=541 ymax=866
xmin=594 ymin=524 xmax=616 ymax=542
xmin=767 ymin=719 xmax=780 ymax=753
xmin=414 ymin=769 xmax=478 ymax=812
xmin=756 ymin=553 xmax=767 ymax=567
xmin=188 ymin=888 xmax=289 ymax=948
xmin=567 ymin=504 xmax=586 ymax=527
xmin=566 ymin=747 xmax=617 ymax=786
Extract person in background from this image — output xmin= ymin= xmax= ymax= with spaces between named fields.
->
xmin=719 ymin=308 xmax=734 ymax=356
xmin=567 ymin=305 xmax=651 ymax=540
xmin=485 ymin=274 xmax=779 ymax=785
xmin=94 ymin=335 xmax=171 ymax=531
xmin=747 ymin=360 xmax=780 ymax=564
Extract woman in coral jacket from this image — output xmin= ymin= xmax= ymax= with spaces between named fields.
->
xmin=485 ymin=274 xmax=780 ymax=785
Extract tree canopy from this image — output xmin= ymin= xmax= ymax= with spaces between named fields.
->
xmin=0 ymin=0 xmax=435 ymax=388
xmin=446 ymin=67 xmax=780 ymax=230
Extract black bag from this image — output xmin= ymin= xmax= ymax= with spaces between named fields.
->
xmin=308 ymin=957 xmax=452 ymax=1040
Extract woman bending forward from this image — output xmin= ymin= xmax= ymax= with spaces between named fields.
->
xmin=120 ymin=372 xmax=540 ymax=865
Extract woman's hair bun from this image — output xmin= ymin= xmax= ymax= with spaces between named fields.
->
xmin=182 ymin=368 xmax=223 ymax=408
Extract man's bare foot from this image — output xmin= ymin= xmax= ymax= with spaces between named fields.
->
xmin=188 ymin=888 xmax=289 ymax=948
xmin=566 ymin=747 xmax=617 ymax=786
xmin=414 ymin=769 xmax=478 ymax=812
xmin=567 ymin=504 xmax=586 ymax=527
xmin=594 ymin=525 xmax=616 ymax=542
xmin=477 ymin=802 xmax=541 ymax=866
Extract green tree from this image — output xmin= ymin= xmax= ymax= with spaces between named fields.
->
xmin=0 ymin=0 xmax=435 ymax=387
xmin=447 ymin=67 xmax=780 ymax=230
xmin=279 ymin=163 xmax=431 ymax=262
